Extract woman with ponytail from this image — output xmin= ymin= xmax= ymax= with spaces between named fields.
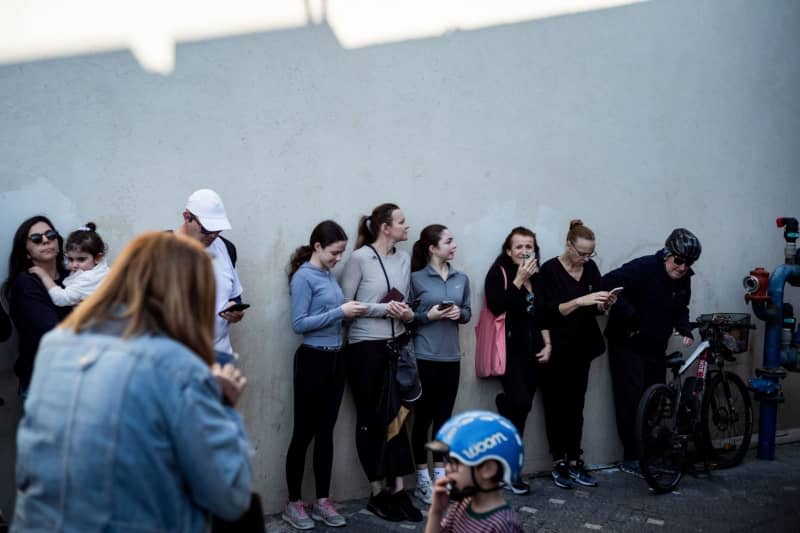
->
xmin=537 ymin=219 xmax=615 ymax=490
xmin=282 ymin=220 xmax=366 ymax=530
xmin=408 ymin=224 xmax=471 ymax=505
xmin=339 ymin=203 xmax=422 ymax=523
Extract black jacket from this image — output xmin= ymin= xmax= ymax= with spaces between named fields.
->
xmin=484 ymin=254 xmax=547 ymax=358
xmin=602 ymin=250 xmax=693 ymax=358
xmin=7 ymin=271 xmax=73 ymax=389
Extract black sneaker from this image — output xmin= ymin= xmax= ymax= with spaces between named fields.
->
xmin=367 ymin=490 xmax=405 ymax=522
xmin=552 ymin=461 xmax=574 ymax=489
xmin=568 ymin=460 xmax=598 ymax=487
xmin=391 ymin=490 xmax=423 ymax=522
xmin=507 ymin=479 xmax=530 ymax=495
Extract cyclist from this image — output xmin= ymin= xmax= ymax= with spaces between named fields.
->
xmin=602 ymin=228 xmax=701 ymax=476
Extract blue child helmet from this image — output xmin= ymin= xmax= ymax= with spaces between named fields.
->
xmin=426 ymin=410 xmax=524 ymax=486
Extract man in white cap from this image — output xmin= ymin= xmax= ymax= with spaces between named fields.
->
xmin=177 ymin=189 xmax=246 ymax=361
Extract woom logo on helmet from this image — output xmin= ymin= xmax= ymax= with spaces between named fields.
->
xmin=462 ymin=432 xmax=508 ymax=459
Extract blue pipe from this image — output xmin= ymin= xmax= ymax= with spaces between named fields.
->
xmin=759 ymin=264 xmax=800 ymax=459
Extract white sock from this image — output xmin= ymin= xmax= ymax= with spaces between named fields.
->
xmin=433 ymin=467 xmax=446 ymax=481
xmin=416 ymin=468 xmax=431 ymax=485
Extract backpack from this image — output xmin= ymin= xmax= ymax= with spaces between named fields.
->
xmin=474 ymin=265 xmax=507 ymax=378
xmin=219 ymin=236 xmax=237 ymax=268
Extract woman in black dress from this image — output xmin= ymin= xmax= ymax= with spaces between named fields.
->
xmin=484 ymin=226 xmax=551 ymax=495
xmin=4 ymin=215 xmax=72 ymax=399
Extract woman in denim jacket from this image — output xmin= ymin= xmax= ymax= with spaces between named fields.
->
xmin=13 ymin=232 xmax=253 ymax=533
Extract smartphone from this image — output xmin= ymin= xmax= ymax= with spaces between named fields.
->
xmin=437 ymin=300 xmax=455 ymax=311
xmin=609 ymin=287 xmax=624 ymax=296
xmin=219 ymin=303 xmax=250 ymax=316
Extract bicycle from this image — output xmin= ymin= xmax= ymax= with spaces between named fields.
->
xmin=635 ymin=313 xmax=755 ymax=493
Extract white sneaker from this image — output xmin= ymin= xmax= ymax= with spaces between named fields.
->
xmin=414 ymin=477 xmax=433 ymax=505
xmin=282 ymin=500 xmax=314 ymax=530
xmin=311 ymin=498 xmax=346 ymax=527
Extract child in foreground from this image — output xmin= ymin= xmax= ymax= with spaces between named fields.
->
xmin=29 ymin=222 xmax=109 ymax=306
xmin=424 ymin=410 xmax=525 ymax=533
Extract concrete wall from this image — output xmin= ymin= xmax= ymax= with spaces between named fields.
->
xmin=1 ymin=0 xmax=799 ymax=515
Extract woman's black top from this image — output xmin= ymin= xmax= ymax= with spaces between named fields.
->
xmin=538 ymin=257 xmax=605 ymax=361
xmin=8 ymin=270 xmax=72 ymax=389
xmin=484 ymin=254 xmax=546 ymax=358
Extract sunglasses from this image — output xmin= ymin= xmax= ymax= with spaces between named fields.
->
xmin=188 ymin=214 xmax=220 ymax=235
xmin=570 ymin=242 xmax=597 ymax=258
xmin=673 ymin=256 xmax=694 ymax=267
xmin=28 ymin=229 xmax=58 ymax=244
xmin=525 ymin=292 xmax=535 ymax=315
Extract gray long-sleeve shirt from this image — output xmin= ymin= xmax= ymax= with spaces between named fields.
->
xmin=411 ymin=265 xmax=472 ymax=361
xmin=339 ymin=245 xmax=411 ymax=343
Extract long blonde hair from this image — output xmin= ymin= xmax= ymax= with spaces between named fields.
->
xmin=61 ymin=231 xmax=216 ymax=365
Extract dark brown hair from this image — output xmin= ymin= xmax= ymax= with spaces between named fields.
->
xmin=411 ymin=224 xmax=447 ymax=272
xmin=288 ymin=220 xmax=348 ymax=281
xmin=497 ymin=226 xmax=539 ymax=263
xmin=66 ymin=222 xmax=107 ymax=258
xmin=355 ymin=203 xmax=400 ymax=249
xmin=5 ymin=215 xmax=65 ymax=298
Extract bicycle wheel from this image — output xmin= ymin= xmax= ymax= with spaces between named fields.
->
xmin=701 ymin=371 xmax=753 ymax=468
xmin=636 ymin=384 xmax=685 ymax=493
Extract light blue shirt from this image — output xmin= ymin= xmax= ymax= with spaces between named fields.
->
xmin=13 ymin=326 xmax=252 ymax=533
xmin=290 ymin=262 xmax=346 ymax=348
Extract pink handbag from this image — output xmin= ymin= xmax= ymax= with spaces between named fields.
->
xmin=474 ymin=265 xmax=507 ymax=378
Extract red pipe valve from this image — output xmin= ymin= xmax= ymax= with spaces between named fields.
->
xmin=744 ymin=267 xmax=770 ymax=303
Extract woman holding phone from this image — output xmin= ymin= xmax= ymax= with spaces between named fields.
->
xmin=537 ymin=220 xmax=615 ymax=490
xmin=408 ymin=224 xmax=471 ymax=505
xmin=484 ymin=226 xmax=551 ymax=495
xmin=282 ymin=220 xmax=367 ymax=530
xmin=340 ymin=203 xmax=421 ymax=523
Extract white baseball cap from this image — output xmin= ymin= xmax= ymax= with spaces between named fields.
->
xmin=185 ymin=189 xmax=232 ymax=231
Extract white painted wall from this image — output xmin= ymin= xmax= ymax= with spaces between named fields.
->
xmin=1 ymin=0 xmax=799 ymax=515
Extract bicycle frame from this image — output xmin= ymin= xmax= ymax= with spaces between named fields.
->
xmin=678 ymin=340 xmax=711 ymax=375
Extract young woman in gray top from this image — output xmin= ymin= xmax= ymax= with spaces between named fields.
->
xmin=339 ymin=203 xmax=422 ymax=523
xmin=282 ymin=220 xmax=367 ymax=530
xmin=409 ymin=224 xmax=471 ymax=506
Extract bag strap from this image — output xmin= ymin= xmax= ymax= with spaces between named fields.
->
xmin=499 ymin=265 xmax=507 ymax=290
xmin=366 ymin=244 xmax=396 ymax=340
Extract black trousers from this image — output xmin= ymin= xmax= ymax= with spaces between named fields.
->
xmin=496 ymin=354 xmax=540 ymax=437
xmin=285 ymin=345 xmax=347 ymax=501
xmin=347 ymin=340 xmax=415 ymax=483
xmin=411 ymin=359 xmax=461 ymax=463
xmin=608 ymin=338 xmax=666 ymax=461
xmin=540 ymin=351 xmax=591 ymax=462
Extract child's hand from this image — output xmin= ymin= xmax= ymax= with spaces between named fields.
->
xmin=28 ymin=266 xmax=49 ymax=280
xmin=429 ymin=476 xmax=451 ymax=515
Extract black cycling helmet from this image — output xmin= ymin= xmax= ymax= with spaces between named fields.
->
xmin=665 ymin=228 xmax=701 ymax=263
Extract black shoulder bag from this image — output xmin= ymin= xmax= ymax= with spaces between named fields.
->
xmin=366 ymin=245 xmax=422 ymax=403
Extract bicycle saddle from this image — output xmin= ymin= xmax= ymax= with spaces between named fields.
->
xmin=665 ymin=351 xmax=684 ymax=370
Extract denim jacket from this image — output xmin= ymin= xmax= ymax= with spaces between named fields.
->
xmin=13 ymin=326 xmax=253 ymax=533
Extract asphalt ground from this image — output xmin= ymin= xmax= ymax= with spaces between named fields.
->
xmin=264 ymin=441 xmax=800 ymax=532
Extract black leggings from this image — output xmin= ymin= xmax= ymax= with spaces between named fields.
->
xmin=285 ymin=345 xmax=347 ymax=501
xmin=496 ymin=354 xmax=540 ymax=437
xmin=411 ymin=360 xmax=461 ymax=463
xmin=540 ymin=351 xmax=592 ymax=462
xmin=347 ymin=340 xmax=415 ymax=483
xmin=608 ymin=338 xmax=666 ymax=461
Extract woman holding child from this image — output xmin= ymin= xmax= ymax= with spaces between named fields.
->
xmin=4 ymin=215 xmax=72 ymax=398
